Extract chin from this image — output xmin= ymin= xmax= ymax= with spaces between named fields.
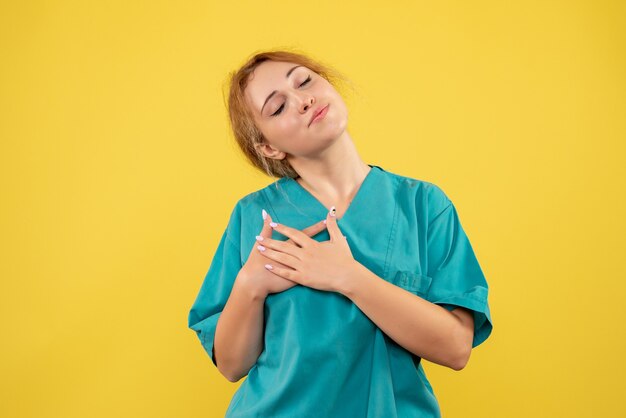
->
xmin=325 ymin=118 xmax=348 ymax=140
xmin=321 ymin=111 xmax=348 ymax=135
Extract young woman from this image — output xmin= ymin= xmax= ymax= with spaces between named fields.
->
xmin=188 ymin=50 xmax=493 ymax=417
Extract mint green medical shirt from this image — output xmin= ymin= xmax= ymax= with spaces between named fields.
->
xmin=188 ymin=164 xmax=493 ymax=417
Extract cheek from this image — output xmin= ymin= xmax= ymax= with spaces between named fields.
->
xmin=330 ymin=91 xmax=347 ymax=112
xmin=276 ymin=117 xmax=303 ymax=134
xmin=262 ymin=120 xmax=301 ymax=148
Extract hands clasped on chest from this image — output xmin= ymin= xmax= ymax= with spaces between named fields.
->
xmin=237 ymin=208 xmax=362 ymax=298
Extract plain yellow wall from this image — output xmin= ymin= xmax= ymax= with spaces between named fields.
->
xmin=1 ymin=1 xmax=625 ymax=417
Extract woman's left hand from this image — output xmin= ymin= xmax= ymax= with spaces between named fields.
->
xmin=255 ymin=208 xmax=361 ymax=293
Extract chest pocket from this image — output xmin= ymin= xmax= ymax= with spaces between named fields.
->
xmin=387 ymin=270 xmax=432 ymax=298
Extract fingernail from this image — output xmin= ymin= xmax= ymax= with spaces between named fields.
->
xmin=257 ymin=245 xmax=266 ymax=251
xmin=270 ymin=222 xmax=278 ymax=228
xmin=265 ymin=264 xmax=273 ymax=270
xmin=262 ymin=209 xmax=268 ymax=220
xmin=323 ymin=219 xmax=327 ymax=224
xmin=329 ymin=206 xmax=336 ymax=217
xmin=255 ymin=235 xmax=264 ymax=241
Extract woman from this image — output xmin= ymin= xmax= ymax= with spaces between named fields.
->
xmin=188 ymin=50 xmax=493 ymax=417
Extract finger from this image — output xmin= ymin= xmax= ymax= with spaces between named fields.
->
xmin=269 ymin=221 xmax=312 ymax=248
xmin=256 ymin=245 xmax=300 ymax=269
xmin=263 ymin=213 xmax=319 ymax=250
xmin=264 ymin=263 xmax=301 ymax=284
xmin=255 ymin=236 xmax=303 ymax=260
xmin=260 ymin=209 xmax=273 ymax=238
xmin=325 ymin=205 xmax=343 ymax=242
xmin=300 ymin=219 xmax=328 ymax=238
xmin=261 ymin=212 xmax=326 ymax=245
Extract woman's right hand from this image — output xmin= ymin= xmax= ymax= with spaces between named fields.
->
xmin=238 ymin=211 xmax=327 ymax=298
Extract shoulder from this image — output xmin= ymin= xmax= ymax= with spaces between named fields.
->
xmin=233 ymin=177 xmax=288 ymax=212
xmin=377 ymin=166 xmax=452 ymax=217
xmin=224 ymin=177 xmax=286 ymax=225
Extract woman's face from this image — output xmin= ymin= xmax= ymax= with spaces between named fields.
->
xmin=244 ymin=60 xmax=348 ymax=161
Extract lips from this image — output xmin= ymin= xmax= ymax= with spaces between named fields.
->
xmin=309 ymin=104 xmax=329 ymax=126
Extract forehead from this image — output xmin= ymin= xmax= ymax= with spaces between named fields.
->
xmin=245 ymin=61 xmax=308 ymax=111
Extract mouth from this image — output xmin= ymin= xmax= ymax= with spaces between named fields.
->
xmin=309 ymin=104 xmax=329 ymax=126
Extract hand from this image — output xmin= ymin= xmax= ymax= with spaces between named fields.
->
xmin=238 ymin=210 xmax=327 ymax=298
xmin=256 ymin=207 xmax=360 ymax=293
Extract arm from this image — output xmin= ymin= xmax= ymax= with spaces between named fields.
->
xmin=213 ymin=274 xmax=266 ymax=382
xmin=338 ymin=262 xmax=474 ymax=371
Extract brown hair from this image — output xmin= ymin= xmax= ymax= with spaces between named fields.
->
xmin=222 ymin=48 xmax=356 ymax=179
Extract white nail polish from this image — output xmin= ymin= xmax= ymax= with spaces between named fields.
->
xmin=262 ymin=209 xmax=268 ymax=220
xmin=329 ymin=206 xmax=336 ymax=217
xmin=265 ymin=264 xmax=273 ymax=270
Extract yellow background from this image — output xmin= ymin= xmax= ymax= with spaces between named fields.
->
xmin=1 ymin=1 xmax=625 ymax=417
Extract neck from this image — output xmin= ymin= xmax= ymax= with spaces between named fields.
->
xmin=288 ymin=132 xmax=371 ymax=202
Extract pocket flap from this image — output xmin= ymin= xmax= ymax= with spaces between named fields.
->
xmin=389 ymin=271 xmax=432 ymax=297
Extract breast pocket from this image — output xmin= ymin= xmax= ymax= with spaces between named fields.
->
xmin=387 ymin=270 xmax=432 ymax=298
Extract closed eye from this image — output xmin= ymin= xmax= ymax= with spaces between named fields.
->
xmin=271 ymin=76 xmax=312 ymax=117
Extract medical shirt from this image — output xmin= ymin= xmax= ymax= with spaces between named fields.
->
xmin=188 ymin=164 xmax=493 ymax=417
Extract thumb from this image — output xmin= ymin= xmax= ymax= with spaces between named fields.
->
xmin=326 ymin=206 xmax=343 ymax=242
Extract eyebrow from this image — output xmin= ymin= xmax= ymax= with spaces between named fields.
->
xmin=260 ymin=65 xmax=302 ymax=114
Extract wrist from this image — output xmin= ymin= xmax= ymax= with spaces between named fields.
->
xmin=336 ymin=261 xmax=366 ymax=298
xmin=235 ymin=273 xmax=267 ymax=301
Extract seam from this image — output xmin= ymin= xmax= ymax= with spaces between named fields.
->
xmin=437 ymin=292 xmax=488 ymax=302
xmin=224 ymin=231 xmax=239 ymax=250
xmin=382 ymin=180 xmax=400 ymax=278
xmin=427 ymin=201 xmax=453 ymax=229
xmin=261 ymin=186 xmax=279 ymax=223
xmin=224 ymin=229 xmax=244 ymax=268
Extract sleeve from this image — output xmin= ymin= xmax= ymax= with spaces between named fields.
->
xmin=425 ymin=191 xmax=493 ymax=349
xmin=187 ymin=204 xmax=243 ymax=367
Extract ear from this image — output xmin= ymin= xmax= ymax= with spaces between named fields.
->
xmin=254 ymin=142 xmax=286 ymax=160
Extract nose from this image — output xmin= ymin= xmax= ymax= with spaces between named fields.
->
xmin=299 ymin=95 xmax=315 ymax=113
